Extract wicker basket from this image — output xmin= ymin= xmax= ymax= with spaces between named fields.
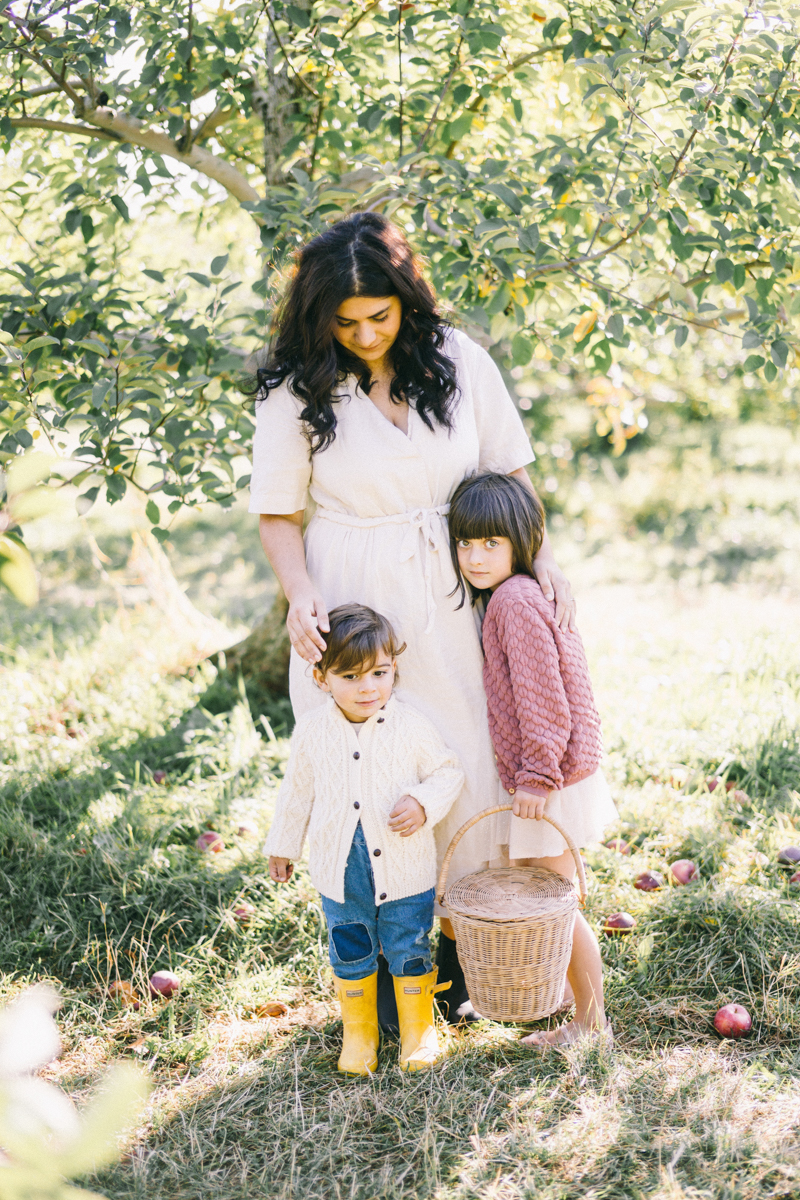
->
xmin=436 ymin=804 xmax=587 ymax=1022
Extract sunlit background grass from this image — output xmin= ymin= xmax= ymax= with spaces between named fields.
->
xmin=1 ymin=413 xmax=799 ymax=1199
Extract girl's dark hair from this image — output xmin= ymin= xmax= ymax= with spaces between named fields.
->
xmin=448 ymin=473 xmax=545 ymax=608
xmin=316 ymin=603 xmax=406 ymax=678
xmin=252 ymin=213 xmax=458 ymax=452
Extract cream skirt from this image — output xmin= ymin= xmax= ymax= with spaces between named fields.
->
xmin=501 ymin=769 xmax=618 ymax=861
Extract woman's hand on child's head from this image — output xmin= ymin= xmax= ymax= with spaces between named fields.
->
xmin=512 ymin=789 xmax=547 ymax=820
xmin=269 ymin=856 xmax=294 ymax=882
xmin=388 ymin=794 xmax=427 ymax=837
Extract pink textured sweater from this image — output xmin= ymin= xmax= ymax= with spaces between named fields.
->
xmin=482 ymin=574 xmax=602 ymax=797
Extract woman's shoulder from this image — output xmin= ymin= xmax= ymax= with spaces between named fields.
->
xmin=443 ymin=325 xmax=487 ymax=361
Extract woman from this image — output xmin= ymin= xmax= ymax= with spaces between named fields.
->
xmin=249 ymin=213 xmax=576 ymax=1024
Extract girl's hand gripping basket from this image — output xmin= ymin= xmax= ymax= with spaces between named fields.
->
xmin=436 ymin=804 xmax=587 ymax=1022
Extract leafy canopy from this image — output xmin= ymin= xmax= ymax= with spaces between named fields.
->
xmin=1 ymin=0 xmax=799 ymax=535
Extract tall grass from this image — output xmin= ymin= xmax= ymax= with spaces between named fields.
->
xmin=2 ymin=422 xmax=800 ymax=1198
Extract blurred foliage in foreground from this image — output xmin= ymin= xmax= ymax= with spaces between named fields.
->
xmin=1 ymin=0 xmax=799 ymax=540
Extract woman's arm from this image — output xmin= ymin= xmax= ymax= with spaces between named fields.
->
xmin=259 ymin=513 xmax=329 ymax=663
xmin=507 ymin=467 xmax=577 ymax=632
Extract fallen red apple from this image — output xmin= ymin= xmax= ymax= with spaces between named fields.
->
xmin=707 ymin=777 xmax=736 ymax=793
xmin=603 ymin=911 xmax=636 ymax=934
xmin=713 ymin=1003 xmax=752 ymax=1039
xmin=789 ymin=870 xmax=800 ymax=886
xmin=237 ymin=819 xmax=259 ymax=838
xmin=109 ymin=980 xmax=140 ymax=1008
xmin=604 ymin=838 xmax=631 ymax=855
xmin=634 ymin=870 xmax=664 ymax=892
xmin=668 ymin=859 xmax=699 ymax=885
xmin=233 ymin=902 xmax=256 ymax=923
xmin=149 ymin=970 xmax=180 ymax=998
xmin=777 ymin=846 xmax=800 ymax=867
xmin=196 ymin=830 xmax=225 ymax=853
xmin=153 ymin=770 xmax=166 ymax=784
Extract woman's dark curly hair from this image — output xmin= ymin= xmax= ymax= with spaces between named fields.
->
xmin=252 ymin=213 xmax=458 ymax=452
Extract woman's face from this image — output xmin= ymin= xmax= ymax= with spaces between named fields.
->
xmin=332 ymin=295 xmax=403 ymax=366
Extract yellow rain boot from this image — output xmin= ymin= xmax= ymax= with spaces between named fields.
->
xmin=393 ymin=970 xmax=450 ymax=1072
xmin=334 ymin=973 xmax=379 ymax=1075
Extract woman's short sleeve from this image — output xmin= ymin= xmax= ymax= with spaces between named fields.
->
xmin=248 ymin=385 xmax=312 ymax=515
xmin=465 ymin=337 xmax=535 ymax=474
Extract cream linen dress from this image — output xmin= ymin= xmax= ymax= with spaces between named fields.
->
xmin=248 ymin=327 xmax=534 ymax=903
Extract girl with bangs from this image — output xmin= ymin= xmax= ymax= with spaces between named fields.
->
xmin=449 ymin=472 xmax=618 ymax=1048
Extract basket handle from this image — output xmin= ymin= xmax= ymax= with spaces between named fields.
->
xmin=436 ymin=804 xmax=587 ymax=907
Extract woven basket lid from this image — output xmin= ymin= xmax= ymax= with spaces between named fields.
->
xmin=444 ymin=866 xmax=578 ymax=923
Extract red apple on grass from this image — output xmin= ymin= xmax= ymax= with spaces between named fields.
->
xmin=777 ymin=846 xmax=800 ymax=867
xmin=237 ymin=819 xmax=259 ymax=838
xmin=713 ymin=1003 xmax=752 ymax=1039
xmin=149 ymin=970 xmax=180 ymax=998
xmin=153 ymin=770 xmax=166 ymax=784
xmin=603 ymin=912 xmax=636 ymax=934
xmin=233 ymin=902 xmax=256 ymax=923
xmin=196 ymin=830 xmax=225 ymax=853
xmin=634 ymin=870 xmax=664 ymax=891
xmin=668 ymin=859 xmax=699 ymax=885
xmin=789 ymin=870 xmax=800 ymax=886
xmin=604 ymin=838 xmax=631 ymax=855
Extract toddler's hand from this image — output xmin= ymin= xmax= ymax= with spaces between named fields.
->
xmin=512 ymin=789 xmax=546 ymax=820
xmin=388 ymin=794 xmax=427 ymax=837
xmin=269 ymin=856 xmax=294 ymax=882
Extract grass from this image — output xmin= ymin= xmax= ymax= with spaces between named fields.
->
xmin=2 ymin=420 xmax=800 ymax=1198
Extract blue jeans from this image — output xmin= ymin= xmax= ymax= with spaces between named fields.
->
xmin=320 ymin=824 xmax=435 ymax=981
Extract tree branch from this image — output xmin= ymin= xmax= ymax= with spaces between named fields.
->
xmin=262 ymin=3 xmax=319 ymax=99
xmin=416 ymin=39 xmax=463 ymax=153
xmin=10 ymin=116 xmax=122 ymax=141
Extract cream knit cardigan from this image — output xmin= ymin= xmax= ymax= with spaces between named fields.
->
xmin=264 ymin=695 xmax=465 ymax=905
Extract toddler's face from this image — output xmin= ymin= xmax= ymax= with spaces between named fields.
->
xmin=313 ymin=655 xmax=396 ymax=722
xmin=456 ymin=536 xmax=514 ymax=592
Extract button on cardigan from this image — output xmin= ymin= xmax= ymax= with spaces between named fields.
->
xmin=482 ymin=575 xmax=603 ymax=797
xmin=263 ymin=696 xmax=465 ymax=905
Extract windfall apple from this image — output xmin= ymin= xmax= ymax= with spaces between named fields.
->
xmin=233 ymin=902 xmax=256 ymax=923
xmin=713 ymin=1003 xmax=752 ymax=1038
xmin=634 ymin=870 xmax=665 ymax=891
xmin=196 ymin=830 xmax=225 ymax=853
xmin=604 ymin=838 xmax=631 ymax=855
xmin=602 ymin=911 xmax=636 ymax=934
xmin=668 ymin=859 xmax=699 ymax=885
xmin=777 ymin=846 xmax=800 ymax=867
xmin=153 ymin=770 xmax=166 ymax=784
xmin=109 ymin=980 xmax=140 ymax=1008
xmin=149 ymin=970 xmax=180 ymax=998
xmin=237 ymin=819 xmax=259 ymax=838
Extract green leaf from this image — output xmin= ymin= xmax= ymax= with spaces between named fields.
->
xmin=187 ymin=272 xmax=210 ymax=287
xmin=733 ymin=264 xmax=746 ymax=289
xmin=210 ymin=254 xmax=229 ymax=275
xmin=143 ymin=269 xmax=165 ymax=283
xmin=110 ymin=195 xmax=130 ymax=221
xmin=764 ymin=361 xmax=778 ymax=382
xmin=485 ymin=183 xmax=521 ymax=214
xmin=286 ymin=4 xmax=310 ymax=27
xmin=674 ymin=325 xmax=688 ymax=348
xmin=606 ymin=314 xmax=625 ymax=341
xmin=511 ymin=334 xmax=533 ymax=366
xmin=741 ymin=330 xmax=763 ymax=350
xmin=714 ymin=257 xmax=734 ymax=283
xmin=447 ymin=112 xmax=475 ymax=141
xmin=742 ymin=355 xmax=764 ymax=371
xmin=518 ymin=224 xmax=540 ymax=252
xmin=23 ymin=336 xmax=60 ymax=353
xmin=65 ymin=208 xmax=82 ymax=234
xmin=771 ymin=339 xmax=788 ymax=369
xmin=0 ymin=533 xmax=38 ymax=606
xmin=145 ymin=499 xmax=161 ymax=525
xmin=543 ymin=17 xmax=564 ymax=40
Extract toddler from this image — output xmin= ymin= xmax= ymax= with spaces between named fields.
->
xmin=448 ymin=473 xmax=618 ymax=1047
xmin=266 ymin=603 xmax=464 ymax=1073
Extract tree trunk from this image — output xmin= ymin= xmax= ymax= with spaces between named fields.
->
xmin=223 ymin=589 xmax=291 ymax=699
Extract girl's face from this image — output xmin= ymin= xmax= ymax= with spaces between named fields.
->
xmin=456 ymin=536 xmax=515 ymax=592
xmin=313 ymin=654 xmax=396 ymax=723
xmin=332 ymin=295 xmax=403 ymax=367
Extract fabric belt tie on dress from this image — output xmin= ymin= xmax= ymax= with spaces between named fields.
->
xmin=315 ymin=505 xmax=451 ymax=634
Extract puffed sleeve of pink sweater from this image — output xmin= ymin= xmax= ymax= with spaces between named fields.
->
xmin=487 ymin=590 xmax=571 ymax=796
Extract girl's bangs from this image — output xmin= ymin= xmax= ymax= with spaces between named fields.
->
xmin=449 ymin=487 xmax=515 ymax=541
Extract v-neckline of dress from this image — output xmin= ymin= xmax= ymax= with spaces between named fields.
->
xmin=355 ymin=381 xmax=412 ymax=441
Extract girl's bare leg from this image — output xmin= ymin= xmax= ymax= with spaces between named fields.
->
xmin=511 ymin=849 xmax=606 ymax=1045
